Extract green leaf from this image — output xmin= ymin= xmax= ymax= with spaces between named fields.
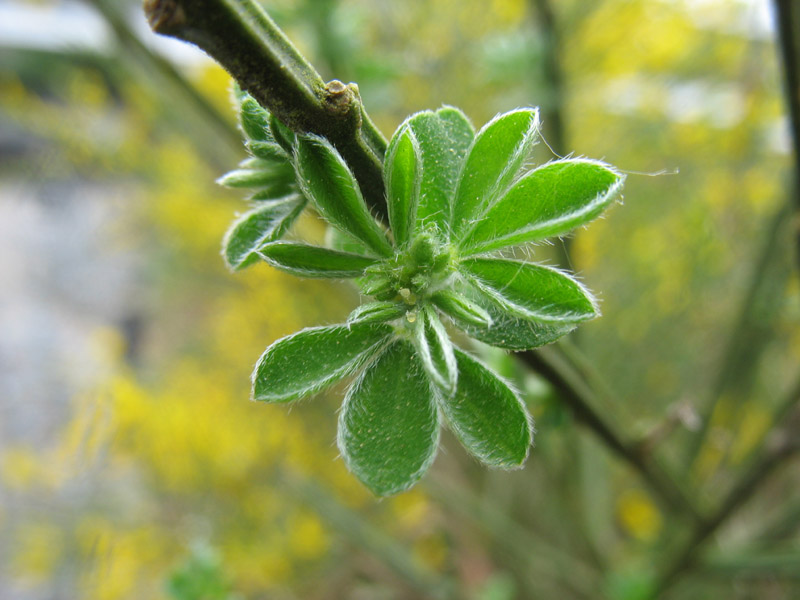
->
xmin=252 ymin=323 xmax=393 ymax=403
xmin=449 ymin=279 xmax=576 ymax=350
xmin=249 ymin=180 xmax=296 ymax=202
xmin=239 ymin=156 xmax=273 ymax=170
xmin=247 ymin=140 xmax=288 ymax=162
xmin=430 ymin=289 xmax=492 ymax=328
xmin=384 ymin=127 xmax=421 ymax=247
xmin=414 ymin=307 xmax=457 ymax=394
xmin=217 ymin=167 xmax=278 ymax=189
xmin=338 ymin=340 xmax=439 ymax=495
xmin=356 ymin=271 xmax=394 ymax=299
xmin=439 ymin=350 xmax=532 ymax=468
xmin=239 ymin=96 xmax=273 ymax=142
xmin=270 ymin=114 xmax=296 ymax=155
xmin=451 ymin=108 xmax=539 ymax=239
xmin=347 ymin=301 xmax=408 ymax=325
xmin=258 ymin=242 xmax=379 ymax=278
xmin=460 ymin=258 xmax=598 ymax=322
xmin=222 ymin=195 xmax=305 ymax=271
xmin=460 ymin=159 xmax=624 ymax=254
xmin=245 ymin=162 xmax=296 ymax=201
xmin=294 ymin=134 xmax=392 ymax=257
xmin=325 ymin=226 xmax=373 ymax=258
xmin=400 ymin=107 xmax=474 ymax=236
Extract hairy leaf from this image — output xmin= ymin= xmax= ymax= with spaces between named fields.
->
xmin=325 ymin=226 xmax=372 ymax=256
xmin=451 ymin=108 xmax=539 ymax=238
xmin=247 ymin=140 xmax=288 ymax=162
xmin=415 ymin=307 xmax=458 ymax=394
xmin=338 ymin=341 xmax=439 ymax=496
xmin=430 ymin=289 xmax=492 ymax=327
xmin=439 ymin=350 xmax=532 ymax=468
xmin=222 ymin=195 xmax=305 ymax=271
xmin=249 ymin=181 xmax=296 ymax=202
xmin=399 ymin=107 xmax=474 ymax=236
xmin=258 ymin=242 xmax=379 ymax=278
xmin=460 ymin=159 xmax=624 ymax=254
xmin=294 ymin=135 xmax=392 ymax=257
xmin=269 ymin=115 xmax=296 ymax=155
xmin=449 ymin=279 xmax=576 ymax=350
xmin=384 ymin=127 xmax=421 ymax=247
xmin=347 ymin=301 xmax=408 ymax=325
xmin=239 ymin=96 xmax=273 ymax=142
xmin=460 ymin=257 xmax=597 ymax=322
xmin=217 ymin=167 xmax=279 ymax=189
xmin=252 ymin=323 xmax=393 ymax=403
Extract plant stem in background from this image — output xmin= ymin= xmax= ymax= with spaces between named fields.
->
xmin=528 ymin=0 xmax=572 ymax=270
xmin=774 ymin=0 xmax=800 ymax=266
xmin=654 ymin=419 xmax=799 ymax=595
xmin=683 ymin=203 xmax=792 ymax=473
xmin=143 ymin=0 xmax=389 ymax=218
xmin=425 ymin=477 xmax=601 ymax=599
xmin=522 ymin=347 xmax=702 ymax=522
xmin=282 ymin=470 xmax=454 ymax=600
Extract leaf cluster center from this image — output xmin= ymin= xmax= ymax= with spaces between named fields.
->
xmin=360 ymin=232 xmax=455 ymax=305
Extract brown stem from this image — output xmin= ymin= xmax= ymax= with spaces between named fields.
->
xmin=143 ymin=0 xmax=388 ymax=220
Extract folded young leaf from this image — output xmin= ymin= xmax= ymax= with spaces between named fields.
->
xmin=258 ymin=242 xmax=379 ymax=278
xmin=384 ymin=127 xmax=421 ymax=247
xmin=222 ymin=195 xmax=306 ymax=271
xmin=451 ymin=108 xmax=539 ymax=238
xmin=239 ymin=96 xmax=273 ymax=142
xmin=355 ymin=271 xmax=394 ymax=299
xmin=460 ymin=159 xmax=624 ymax=255
xmin=325 ymin=226 xmax=372 ymax=256
xmin=269 ymin=115 xmax=296 ymax=155
xmin=460 ymin=258 xmax=598 ymax=323
xmin=249 ymin=180 xmax=296 ymax=202
xmin=414 ymin=307 xmax=458 ymax=395
xmin=399 ymin=107 xmax=474 ymax=237
xmin=430 ymin=289 xmax=492 ymax=328
xmin=217 ymin=167 xmax=280 ymax=189
xmin=247 ymin=140 xmax=288 ymax=162
xmin=294 ymin=135 xmax=392 ymax=257
xmin=439 ymin=350 xmax=532 ymax=468
xmin=252 ymin=323 xmax=393 ymax=403
xmin=448 ymin=280 xmax=576 ymax=350
xmin=338 ymin=341 xmax=440 ymax=496
xmin=347 ymin=301 xmax=408 ymax=325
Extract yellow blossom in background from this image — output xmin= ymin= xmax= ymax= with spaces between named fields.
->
xmin=728 ymin=401 xmax=772 ymax=466
xmin=11 ymin=523 xmax=65 ymax=584
xmin=1 ymin=446 xmax=42 ymax=491
xmin=414 ymin=533 xmax=450 ymax=572
xmin=616 ymin=489 xmax=662 ymax=543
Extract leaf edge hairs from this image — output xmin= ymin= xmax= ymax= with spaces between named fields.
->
xmin=220 ymin=90 xmax=624 ymax=496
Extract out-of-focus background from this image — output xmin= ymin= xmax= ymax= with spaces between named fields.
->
xmin=1 ymin=0 xmax=798 ymax=598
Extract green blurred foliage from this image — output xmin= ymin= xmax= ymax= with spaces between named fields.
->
xmin=0 ymin=0 xmax=798 ymax=598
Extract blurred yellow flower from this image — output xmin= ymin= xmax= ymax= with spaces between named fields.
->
xmin=616 ymin=488 xmax=662 ymax=543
